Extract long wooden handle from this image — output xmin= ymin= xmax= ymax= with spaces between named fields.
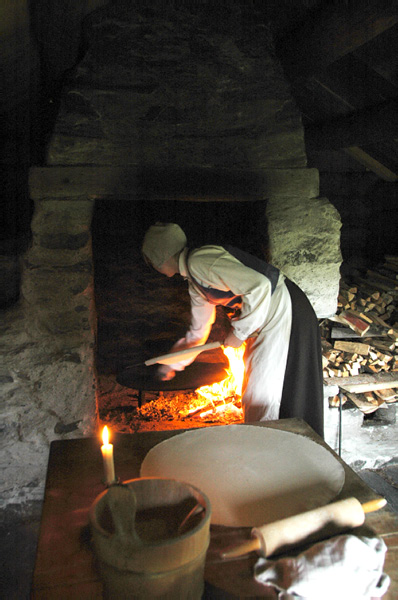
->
xmin=144 ymin=341 xmax=223 ymax=366
xmin=221 ymin=497 xmax=386 ymax=559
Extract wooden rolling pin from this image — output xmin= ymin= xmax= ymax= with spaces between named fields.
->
xmin=222 ymin=497 xmax=386 ymax=559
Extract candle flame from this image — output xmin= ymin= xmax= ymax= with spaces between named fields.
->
xmin=102 ymin=425 xmax=110 ymax=446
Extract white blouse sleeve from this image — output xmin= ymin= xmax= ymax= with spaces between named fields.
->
xmin=189 ymin=248 xmax=274 ymax=340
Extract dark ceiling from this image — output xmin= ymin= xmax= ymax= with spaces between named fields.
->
xmin=267 ymin=0 xmax=398 ymax=182
xmin=30 ymin=0 xmax=397 ymax=182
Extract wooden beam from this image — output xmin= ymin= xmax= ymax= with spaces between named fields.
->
xmin=342 ymin=147 xmax=398 ymax=182
xmin=290 ymin=69 xmax=398 ymax=181
xmin=305 ymin=100 xmax=398 ymax=151
xmin=277 ymin=0 xmax=398 ymax=80
xmin=28 ymin=166 xmax=320 ymax=200
xmin=313 ymin=54 xmax=398 ymax=112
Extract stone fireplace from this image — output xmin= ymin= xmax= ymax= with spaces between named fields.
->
xmin=2 ymin=2 xmax=343 ymax=510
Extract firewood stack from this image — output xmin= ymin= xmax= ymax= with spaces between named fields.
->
xmin=322 ymin=255 xmax=398 ymax=413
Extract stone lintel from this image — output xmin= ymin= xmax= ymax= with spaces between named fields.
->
xmin=29 ymin=165 xmax=319 ymax=201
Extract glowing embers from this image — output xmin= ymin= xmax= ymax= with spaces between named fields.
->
xmin=136 ymin=344 xmax=245 ymax=426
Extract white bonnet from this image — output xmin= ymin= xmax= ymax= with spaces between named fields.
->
xmin=142 ymin=222 xmax=187 ymax=268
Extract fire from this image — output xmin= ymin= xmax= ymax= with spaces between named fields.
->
xmin=194 ymin=344 xmax=246 ymax=419
xmin=134 ymin=344 xmax=246 ymax=427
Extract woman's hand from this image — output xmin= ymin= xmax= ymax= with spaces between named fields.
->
xmin=156 ymin=364 xmax=176 ymax=381
xmin=223 ymin=331 xmax=245 ymax=348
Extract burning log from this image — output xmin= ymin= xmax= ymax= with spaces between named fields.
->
xmin=186 ymin=395 xmax=241 ymax=418
xmin=199 ymin=398 xmax=242 ymax=420
xmin=133 ymin=344 xmax=246 ymax=427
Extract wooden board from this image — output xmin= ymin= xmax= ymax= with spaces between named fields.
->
xmin=30 ymin=419 xmax=398 ymax=599
xmin=324 ymin=372 xmax=398 ymax=394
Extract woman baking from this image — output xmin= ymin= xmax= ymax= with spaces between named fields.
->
xmin=142 ymin=222 xmax=324 ymax=438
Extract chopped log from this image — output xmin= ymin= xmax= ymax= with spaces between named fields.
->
xmin=367 ymin=338 xmax=395 ymax=353
xmin=326 ymin=366 xmax=349 ymax=378
xmin=380 ymin=266 xmax=398 ymax=278
xmin=366 ymin=364 xmax=381 ymax=374
xmin=346 ymin=392 xmax=381 ymax=414
xmin=367 ymin=269 xmax=398 ymax=288
xmin=385 ymin=255 xmax=398 ymax=264
xmin=358 ymin=311 xmax=373 ymax=324
xmin=374 ymin=388 xmax=398 ymax=402
xmin=333 ymin=341 xmax=370 ymax=355
xmin=364 ymin=391 xmax=379 ymax=405
xmin=339 ymin=289 xmax=356 ymax=303
xmin=347 ymin=363 xmax=361 ymax=376
xmin=365 ymin=313 xmax=391 ymax=330
xmin=356 ymin=276 xmax=397 ymax=293
xmin=329 ymin=394 xmax=347 ymax=408
xmin=384 ymin=262 xmax=398 ymax=274
xmin=382 ymin=293 xmax=395 ymax=305
xmin=325 ymin=262 xmax=397 ymax=379
xmin=338 ymin=311 xmax=370 ymax=336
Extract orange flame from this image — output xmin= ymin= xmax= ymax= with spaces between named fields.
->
xmin=195 ymin=344 xmax=245 ymax=417
xmin=102 ymin=425 xmax=110 ymax=446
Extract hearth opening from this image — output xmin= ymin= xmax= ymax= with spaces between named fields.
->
xmin=92 ymin=194 xmax=269 ymax=433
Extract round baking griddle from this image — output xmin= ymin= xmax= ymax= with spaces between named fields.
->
xmin=117 ymin=362 xmax=228 ymax=391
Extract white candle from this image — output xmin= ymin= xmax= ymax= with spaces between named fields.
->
xmin=101 ymin=426 xmax=115 ymax=484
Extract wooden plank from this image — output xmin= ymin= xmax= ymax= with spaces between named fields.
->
xmin=331 ymin=327 xmax=385 ymax=339
xmin=334 ymin=341 xmax=370 ymax=355
xmin=339 ymin=380 xmax=398 ymax=394
xmin=356 ymin=274 xmax=398 ymax=292
xmin=346 ymin=392 xmax=381 ymax=413
xmin=28 ymin=166 xmax=320 ymax=201
xmin=342 ymin=147 xmax=398 ymax=182
xmin=324 ymin=372 xmax=398 ymax=392
xmin=374 ymin=388 xmax=398 ymax=402
xmin=276 ymin=0 xmax=398 ymax=80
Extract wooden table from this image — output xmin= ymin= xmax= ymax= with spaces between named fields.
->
xmin=31 ymin=418 xmax=398 ymax=599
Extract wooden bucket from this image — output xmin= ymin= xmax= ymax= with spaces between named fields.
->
xmin=89 ymin=477 xmax=211 ymax=599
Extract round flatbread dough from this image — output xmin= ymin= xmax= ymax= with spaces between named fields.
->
xmin=140 ymin=425 xmax=345 ymax=527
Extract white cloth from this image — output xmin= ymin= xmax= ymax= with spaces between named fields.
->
xmin=254 ymin=535 xmax=390 ymax=600
xmin=172 ymin=246 xmax=292 ymax=421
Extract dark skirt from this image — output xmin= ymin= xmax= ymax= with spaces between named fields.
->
xmin=279 ymin=279 xmax=324 ymax=438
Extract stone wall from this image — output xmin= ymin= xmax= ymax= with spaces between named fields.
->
xmin=1 ymin=1 xmax=341 ymax=510
xmin=1 ymin=199 xmax=97 ymax=511
xmin=47 ymin=2 xmax=341 ymax=315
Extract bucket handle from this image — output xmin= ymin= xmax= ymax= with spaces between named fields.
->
xmin=105 ymin=484 xmax=143 ymax=547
